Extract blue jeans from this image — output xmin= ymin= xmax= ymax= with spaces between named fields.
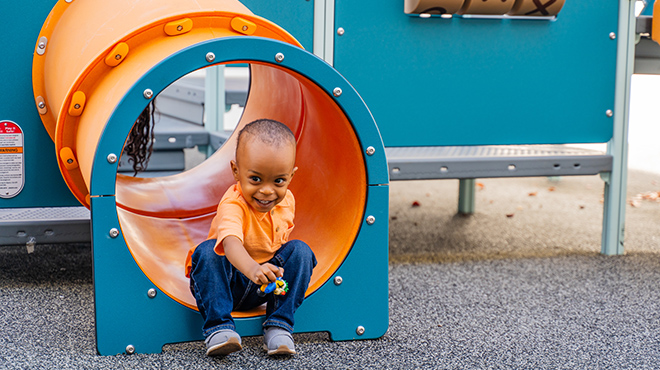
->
xmin=189 ymin=239 xmax=317 ymax=337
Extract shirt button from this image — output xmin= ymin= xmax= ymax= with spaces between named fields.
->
xmin=276 ymin=227 xmax=280 ymax=232
xmin=271 ymin=210 xmax=275 ymax=215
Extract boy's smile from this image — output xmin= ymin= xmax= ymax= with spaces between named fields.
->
xmin=231 ymin=137 xmax=297 ymax=213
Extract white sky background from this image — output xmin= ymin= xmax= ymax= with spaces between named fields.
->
xmin=628 ymin=74 xmax=660 ymax=174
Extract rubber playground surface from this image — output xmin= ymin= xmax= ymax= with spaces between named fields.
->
xmin=2 ymin=168 xmax=660 ymax=369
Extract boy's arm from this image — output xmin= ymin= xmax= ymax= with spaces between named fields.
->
xmin=222 ymin=235 xmax=283 ymax=285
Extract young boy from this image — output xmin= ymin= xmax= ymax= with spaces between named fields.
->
xmin=185 ymin=119 xmax=316 ymax=356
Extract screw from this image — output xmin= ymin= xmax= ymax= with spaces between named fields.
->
xmin=366 ymin=215 xmax=375 ymax=225
xmin=206 ymin=52 xmax=216 ymax=63
xmin=333 ymin=87 xmax=342 ymax=97
xmin=606 ymin=109 xmax=613 ymax=117
xmin=109 ymin=228 xmax=119 ymax=238
xmin=107 ymin=153 xmax=118 ymax=164
xmin=115 ymin=54 xmax=122 ymax=60
xmin=125 ymin=344 xmax=135 ymax=354
xmin=337 ymin=27 xmax=345 ymax=36
xmin=356 ymin=326 xmax=365 ymax=336
xmin=143 ymin=89 xmax=153 ymax=99
xmin=242 ymin=25 xmax=248 ymax=31
xmin=366 ymin=146 xmax=375 ymax=156
xmin=38 ymin=102 xmax=46 ymax=109
xmin=177 ymin=25 xmax=183 ymax=31
xmin=67 ymin=158 xmax=74 ymax=164
xmin=147 ymin=288 xmax=157 ymax=298
xmin=74 ymin=104 xmax=81 ymax=109
xmin=334 ymin=276 xmax=343 ymax=285
xmin=275 ymin=53 xmax=285 ymax=63
xmin=38 ymin=42 xmax=46 ymax=49
xmin=609 ymin=32 xmax=616 ymax=40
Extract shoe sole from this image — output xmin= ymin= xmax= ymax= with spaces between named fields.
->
xmin=263 ymin=344 xmax=296 ymax=356
xmin=206 ymin=337 xmax=242 ymax=356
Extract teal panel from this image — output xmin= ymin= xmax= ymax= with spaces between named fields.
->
xmin=91 ymin=196 xmax=203 ymax=355
xmin=240 ymin=0 xmax=315 ymax=51
xmin=334 ymin=0 xmax=620 ymax=147
xmin=642 ymin=0 xmax=654 ymax=16
xmin=0 ymin=1 xmax=79 ymax=208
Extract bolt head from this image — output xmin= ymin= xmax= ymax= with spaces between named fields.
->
xmin=366 ymin=146 xmax=375 ymax=156
xmin=107 ymin=153 xmax=118 ymax=164
xmin=206 ymin=52 xmax=216 ymax=63
xmin=333 ymin=87 xmax=343 ymax=97
xmin=609 ymin=32 xmax=616 ymax=40
xmin=38 ymin=102 xmax=46 ymax=109
xmin=334 ymin=276 xmax=343 ymax=285
xmin=606 ymin=109 xmax=613 ymax=117
xmin=147 ymin=288 xmax=157 ymax=298
xmin=275 ymin=53 xmax=285 ymax=63
xmin=337 ymin=27 xmax=345 ymax=36
xmin=366 ymin=215 xmax=375 ymax=225
xmin=109 ymin=228 xmax=119 ymax=238
xmin=356 ymin=326 xmax=365 ymax=335
xmin=143 ymin=89 xmax=153 ymax=99
xmin=125 ymin=344 xmax=135 ymax=354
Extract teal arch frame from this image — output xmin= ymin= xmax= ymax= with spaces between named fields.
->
xmin=89 ymin=37 xmax=389 ymax=355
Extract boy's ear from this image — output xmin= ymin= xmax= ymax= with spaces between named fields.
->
xmin=290 ymin=166 xmax=298 ymax=179
xmin=230 ymin=160 xmax=240 ymax=181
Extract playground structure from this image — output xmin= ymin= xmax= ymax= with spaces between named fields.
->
xmin=0 ymin=0 xmax=651 ymax=356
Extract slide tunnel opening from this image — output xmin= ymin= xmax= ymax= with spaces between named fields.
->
xmin=114 ymin=61 xmax=368 ymax=313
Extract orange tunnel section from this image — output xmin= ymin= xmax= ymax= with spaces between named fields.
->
xmin=33 ymin=0 xmax=368 ymax=313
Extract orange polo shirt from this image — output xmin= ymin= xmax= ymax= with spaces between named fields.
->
xmin=185 ymin=183 xmax=295 ymax=278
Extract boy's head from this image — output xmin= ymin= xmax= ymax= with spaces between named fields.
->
xmin=231 ymin=119 xmax=298 ymax=213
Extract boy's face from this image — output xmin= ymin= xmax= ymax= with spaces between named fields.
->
xmin=231 ymin=137 xmax=297 ymax=213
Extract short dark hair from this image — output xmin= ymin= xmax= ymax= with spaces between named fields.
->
xmin=235 ymin=119 xmax=296 ymax=158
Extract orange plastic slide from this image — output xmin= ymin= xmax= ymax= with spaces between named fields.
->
xmin=33 ymin=0 xmax=367 ymax=313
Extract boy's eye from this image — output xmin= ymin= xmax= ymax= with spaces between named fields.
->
xmin=274 ymin=178 xmax=286 ymax=185
xmin=249 ymin=176 xmax=261 ymax=182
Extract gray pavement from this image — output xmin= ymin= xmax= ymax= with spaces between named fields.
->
xmin=2 ymin=170 xmax=660 ymax=369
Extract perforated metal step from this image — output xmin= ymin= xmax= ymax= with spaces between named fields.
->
xmin=0 ymin=207 xmax=90 ymax=246
xmin=386 ymin=145 xmax=613 ymax=181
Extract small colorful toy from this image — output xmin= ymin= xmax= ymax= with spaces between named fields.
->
xmin=257 ymin=277 xmax=289 ymax=297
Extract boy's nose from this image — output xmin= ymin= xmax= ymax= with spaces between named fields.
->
xmin=260 ymin=186 xmax=275 ymax=195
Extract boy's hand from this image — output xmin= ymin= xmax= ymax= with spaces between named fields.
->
xmin=250 ymin=263 xmax=284 ymax=285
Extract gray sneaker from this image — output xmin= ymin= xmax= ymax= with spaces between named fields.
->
xmin=205 ymin=329 xmax=242 ymax=356
xmin=263 ymin=327 xmax=296 ymax=356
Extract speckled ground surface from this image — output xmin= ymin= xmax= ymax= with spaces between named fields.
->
xmin=1 ymin=170 xmax=660 ymax=369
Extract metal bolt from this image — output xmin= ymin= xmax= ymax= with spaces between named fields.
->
xmin=36 ymin=37 xmax=48 ymax=55
xmin=609 ymin=32 xmax=616 ymax=40
xmin=366 ymin=215 xmax=375 ymax=225
xmin=143 ymin=89 xmax=153 ymax=99
xmin=74 ymin=104 xmax=81 ymax=109
xmin=147 ymin=288 xmax=157 ymax=298
xmin=334 ymin=276 xmax=343 ymax=286
xmin=38 ymin=102 xmax=46 ymax=109
xmin=242 ymin=25 xmax=248 ymax=31
xmin=107 ymin=153 xmax=118 ymax=164
xmin=333 ymin=87 xmax=342 ymax=97
xmin=177 ymin=25 xmax=183 ymax=31
xmin=109 ymin=228 xmax=119 ymax=238
xmin=65 ymin=0 xmax=73 ymax=3
xmin=115 ymin=54 xmax=122 ymax=60
xmin=606 ymin=109 xmax=613 ymax=117
xmin=206 ymin=52 xmax=216 ymax=63
xmin=67 ymin=158 xmax=74 ymax=164
xmin=337 ymin=27 xmax=345 ymax=36
xmin=366 ymin=146 xmax=375 ymax=156
xmin=356 ymin=326 xmax=365 ymax=336
xmin=275 ymin=53 xmax=285 ymax=63
xmin=125 ymin=344 xmax=135 ymax=354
